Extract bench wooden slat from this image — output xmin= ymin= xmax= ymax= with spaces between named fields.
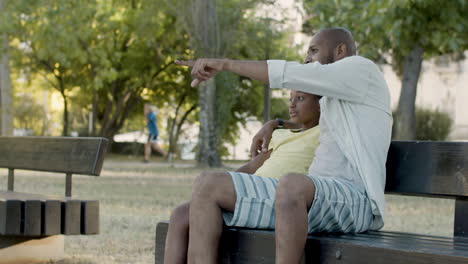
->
xmin=0 ymin=191 xmax=99 ymax=236
xmin=82 ymin=201 xmax=99 ymax=235
xmin=62 ymin=200 xmax=81 ymax=235
xmin=0 ymin=200 xmax=22 ymax=235
xmin=315 ymin=232 xmax=468 ymax=255
xmin=43 ymin=200 xmax=61 ymax=235
xmin=0 ymin=137 xmax=108 ymax=176
xmin=386 ymin=141 xmax=468 ymax=198
xmin=23 ymin=200 xmax=41 ymax=236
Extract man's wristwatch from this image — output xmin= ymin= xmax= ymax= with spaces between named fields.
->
xmin=276 ymin=118 xmax=284 ymax=129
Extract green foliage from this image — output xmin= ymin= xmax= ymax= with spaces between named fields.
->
xmin=13 ymin=93 xmax=46 ymax=135
xmin=3 ymin=0 xmax=302 ymax=159
xmin=302 ymin=0 xmax=468 ymax=74
xmin=270 ymin=97 xmax=289 ymax=120
xmin=415 ymin=108 xmax=453 ymax=141
xmin=393 ymin=108 xmax=453 ymax=141
xmin=168 ymin=0 xmax=301 ymax=158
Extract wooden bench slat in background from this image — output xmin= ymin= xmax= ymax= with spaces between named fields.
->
xmin=0 ymin=137 xmax=107 ymax=237
xmin=0 ymin=137 xmax=106 ymax=176
xmin=155 ymin=141 xmax=468 ymax=264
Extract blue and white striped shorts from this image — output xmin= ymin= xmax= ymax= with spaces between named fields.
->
xmin=222 ymin=172 xmax=374 ymax=233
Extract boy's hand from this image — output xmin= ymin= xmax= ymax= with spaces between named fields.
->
xmin=250 ymin=120 xmax=277 ymax=158
xmin=251 ymin=149 xmax=272 ymax=166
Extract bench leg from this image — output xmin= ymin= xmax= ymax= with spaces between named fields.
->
xmin=455 ymin=198 xmax=468 ymax=238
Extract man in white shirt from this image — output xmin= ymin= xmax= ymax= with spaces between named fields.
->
xmin=175 ymin=27 xmax=392 ymax=264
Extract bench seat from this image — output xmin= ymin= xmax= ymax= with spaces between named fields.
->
xmin=0 ymin=191 xmax=99 ymax=236
xmin=155 ymin=221 xmax=468 ymax=263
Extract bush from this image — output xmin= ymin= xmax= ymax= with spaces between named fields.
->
xmin=415 ymin=108 xmax=453 ymax=141
xmin=110 ymin=142 xmax=145 ymax=156
xmin=270 ymin=97 xmax=290 ymax=120
xmin=393 ymin=107 xmax=453 ymax=141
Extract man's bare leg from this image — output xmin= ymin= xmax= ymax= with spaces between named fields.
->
xmin=188 ymin=171 xmax=236 ymax=264
xmin=275 ymin=173 xmax=315 ymax=264
xmin=164 ymin=202 xmax=190 ymax=264
xmin=151 ymin=142 xmax=167 ymax=157
xmin=144 ymin=142 xmax=151 ymax=161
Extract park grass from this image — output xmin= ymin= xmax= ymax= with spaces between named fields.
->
xmin=0 ymin=156 xmax=454 ymax=264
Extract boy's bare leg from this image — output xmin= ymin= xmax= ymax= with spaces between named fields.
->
xmin=188 ymin=171 xmax=236 ymax=264
xmin=164 ymin=202 xmax=190 ymax=264
xmin=275 ymin=173 xmax=315 ymax=264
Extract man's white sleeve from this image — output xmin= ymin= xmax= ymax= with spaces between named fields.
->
xmin=267 ymin=56 xmax=375 ymax=103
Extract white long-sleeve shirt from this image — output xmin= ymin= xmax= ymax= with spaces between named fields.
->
xmin=267 ymin=56 xmax=392 ymax=230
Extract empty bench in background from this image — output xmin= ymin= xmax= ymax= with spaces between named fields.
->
xmin=155 ymin=141 xmax=468 ymax=264
xmin=0 ymin=136 xmax=108 ymax=264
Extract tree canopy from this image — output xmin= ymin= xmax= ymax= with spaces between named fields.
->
xmin=1 ymin=0 xmax=300 ymax=164
xmin=302 ymin=0 xmax=468 ymax=139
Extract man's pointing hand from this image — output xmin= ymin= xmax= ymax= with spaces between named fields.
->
xmin=175 ymin=58 xmax=229 ymax=87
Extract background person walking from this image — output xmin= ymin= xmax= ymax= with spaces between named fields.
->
xmin=144 ymin=104 xmax=167 ymax=162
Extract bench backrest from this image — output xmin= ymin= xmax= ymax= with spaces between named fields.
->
xmin=385 ymin=141 xmax=468 ymax=198
xmin=0 ymin=137 xmax=108 ymax=175
xmin=385 ymin=140 xmax=468 ymax=238
xmin=0 ymin=136 xmax=108 ymax=196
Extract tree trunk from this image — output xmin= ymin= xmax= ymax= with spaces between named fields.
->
xmin=263 ymin=25 xmax=271 ymax=123
xmin=60 ymin=91 xmax=69 ymax=136
xmin=168 ymin=104 xmax=197 ymax=160
xmin=167 ymin=94 xmax=187 ymax=158
xmin=198 ymin=78 xmax=221 ymax=167
xmin=394 ymin=46 xmax=424 ymax=140
xmin=0 ymin=32 xmax=13 ymax=136
xmin=99 ymin=87 xmax=138 ymax=144
xmin=191 ymin=0 xmax=222 ymax=167
xmin=91 ymin=86 xmax=97 ymax=136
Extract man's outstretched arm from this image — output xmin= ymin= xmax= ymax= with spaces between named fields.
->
xmin=175 ymin=59 xmax=268 ymax=87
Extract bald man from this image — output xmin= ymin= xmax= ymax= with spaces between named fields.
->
xmin=174 ymin=27 xmax=392 ymax=264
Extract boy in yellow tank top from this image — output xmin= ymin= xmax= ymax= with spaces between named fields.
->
xmin=163 ymin=91 xmax=321 ymax=264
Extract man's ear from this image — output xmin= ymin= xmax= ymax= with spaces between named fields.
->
xmin=334 ymin=43 xmax=348 ymax=60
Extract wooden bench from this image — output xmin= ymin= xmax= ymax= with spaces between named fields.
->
xmin=0 ymin=136 xmax=108 ymax=263
xmin=154 ymin=141 xmax=468 ymax=263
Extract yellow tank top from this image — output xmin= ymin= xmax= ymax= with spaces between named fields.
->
xmin=254 ymin=126 xmax=320 ymax=178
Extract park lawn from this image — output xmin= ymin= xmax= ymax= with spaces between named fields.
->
xmin=0 ymin=155 xmax=455 ymax=264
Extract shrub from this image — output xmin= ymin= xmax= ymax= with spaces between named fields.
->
xmin=393 ymin=107 xmax=453 ymax=141
xmin=415 ymin=108 xmax=453 ymax=141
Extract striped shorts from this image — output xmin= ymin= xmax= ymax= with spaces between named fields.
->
xmin=222 ymin=172 xmax=374 ymax=233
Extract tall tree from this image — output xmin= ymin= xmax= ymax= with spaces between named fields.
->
xmin=169 ymin=0 xmax=286 ymax=166
xmin=302 ymin=0 xmax=468 ymax=139
xmin=7 ymin=0 xmax=93 ymax=136
xmin=171 ymin=0 xmax=224 ymax=167
xmin=0 ymin=0 xmax=13 ymax=136
xmin=8 ymin=0 xmax=192 ymax=141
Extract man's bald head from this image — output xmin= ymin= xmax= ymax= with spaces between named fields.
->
xmin=317 ymin=27 xmax=356 ymax=56
xmin=304 ymin=27 xmax=357 ymax=64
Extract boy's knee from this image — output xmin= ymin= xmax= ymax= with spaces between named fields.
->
xmin=170 ymin=203 xmax=190 ymax=221
xmin=170 ymin=203 xmax=190 ymax=230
